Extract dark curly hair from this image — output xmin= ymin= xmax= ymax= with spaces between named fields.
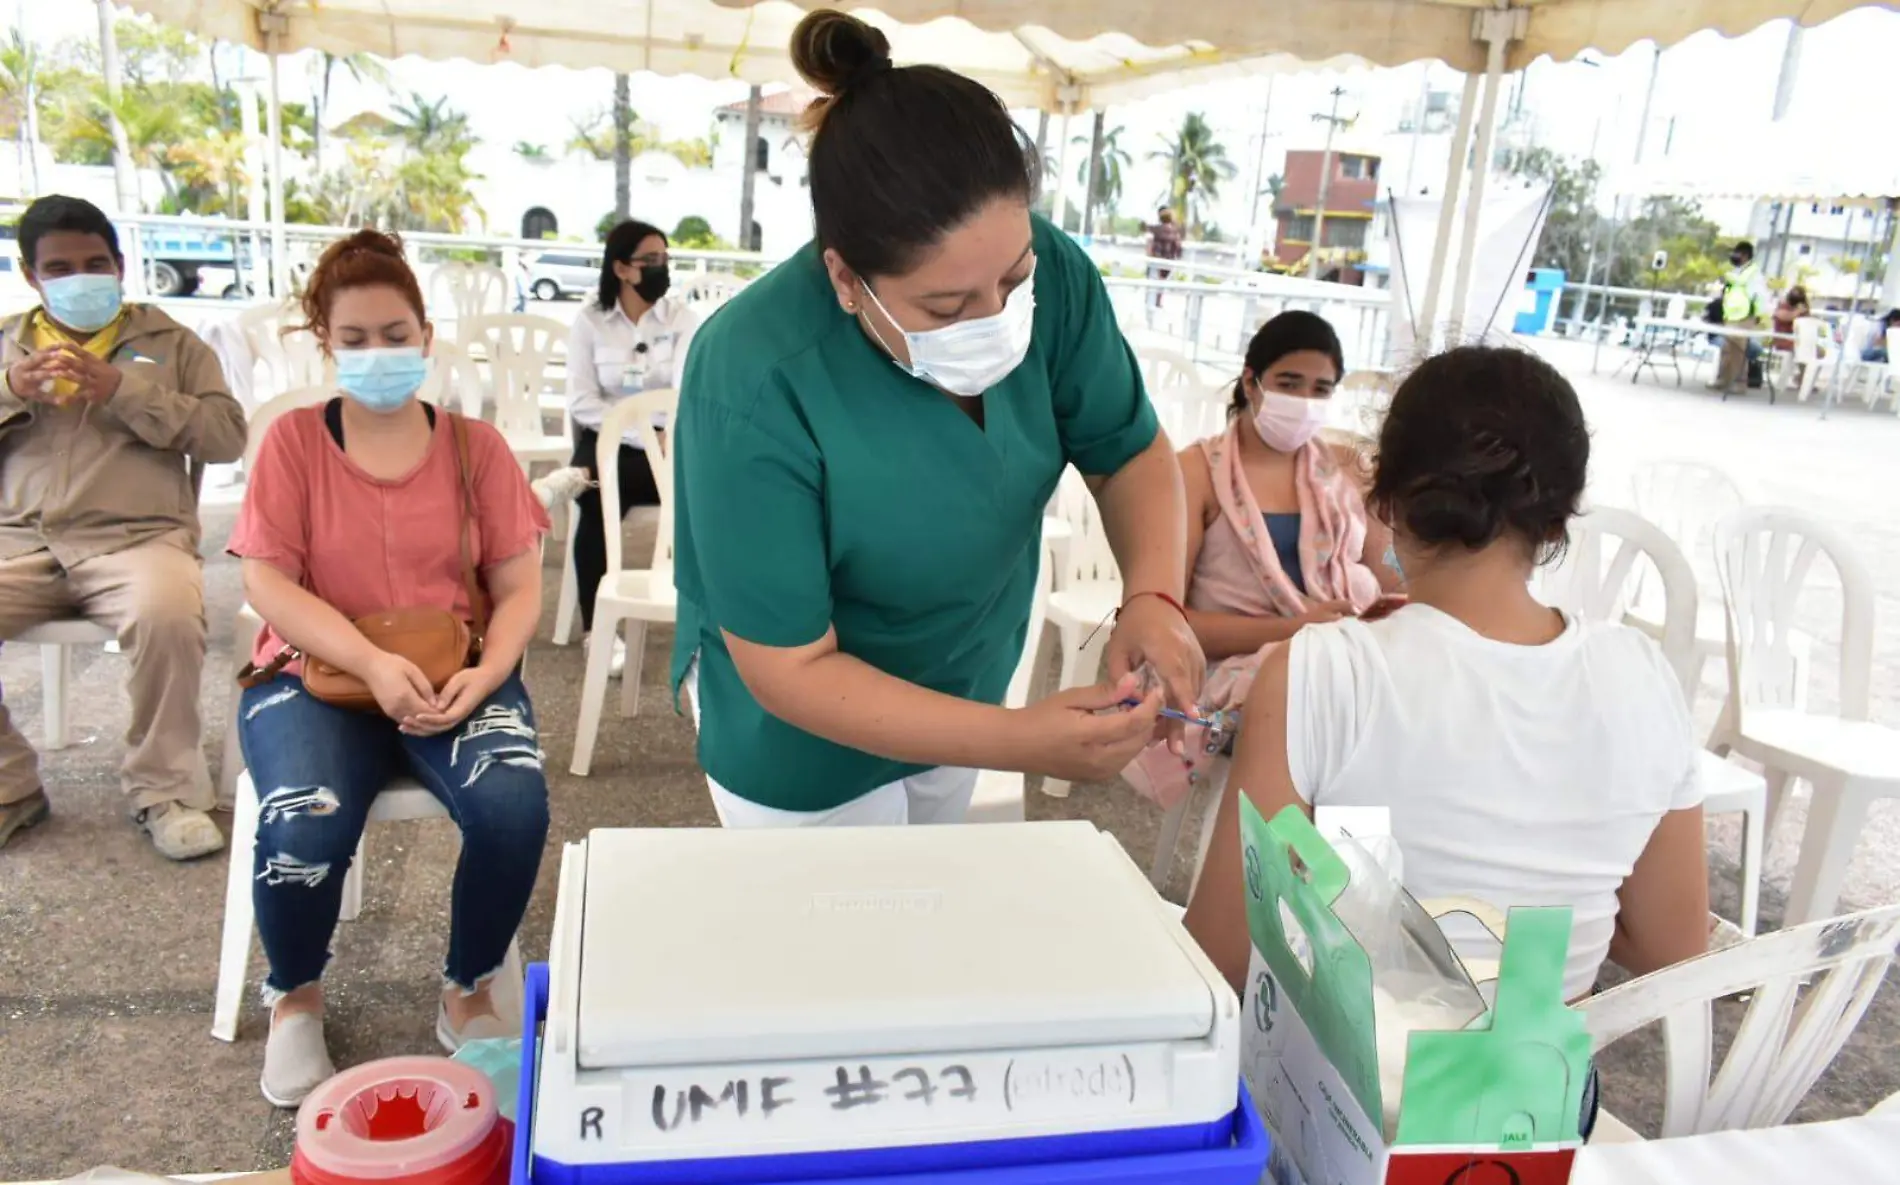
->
xmin=1369 ymin=345 xmax=1588 ymax=562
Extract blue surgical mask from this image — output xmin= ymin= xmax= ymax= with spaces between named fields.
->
xmin=40 ymin=273 xmax=124 ymax=334
xmin=336 ymin=347 xmax=429 ymax=412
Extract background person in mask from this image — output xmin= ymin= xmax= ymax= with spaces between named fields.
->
xmin=669 ymin=9 xmax=1206 ymax=828
xmin=0 ymin=193 xmax=245 ymax=860
xmin=565 ymin=219 xmax=699 ymax=676
xmin=229 ymin=229 xmax=551 ymax=1106
xmin=1123 ymin=312 xmax=1401 ymax=811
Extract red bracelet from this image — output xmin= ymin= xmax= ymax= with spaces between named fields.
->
xmin=1119 ymin=590 xmax=1189 ymax=622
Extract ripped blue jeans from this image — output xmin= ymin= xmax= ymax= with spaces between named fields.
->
xmin=236 ymin=673 xmax=550 ymax=997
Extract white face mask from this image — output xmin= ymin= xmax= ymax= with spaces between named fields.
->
xmin=1250 ymin=382 xmax=1329 ymax=452
xmin=862 ymin=270 xmax=1036 ymax=398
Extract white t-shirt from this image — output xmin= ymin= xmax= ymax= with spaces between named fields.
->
xmin=1285 ymin=605 xmax=1702 ymax=1000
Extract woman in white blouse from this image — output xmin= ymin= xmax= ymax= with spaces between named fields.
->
xmin=566 ymin=219 xmax=701 ymax=668
xmin=1186 ymin=345 xmax=1710 ymax=1004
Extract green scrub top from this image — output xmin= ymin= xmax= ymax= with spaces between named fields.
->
xmin=670 ymin=214 xmax=1157 ymax=812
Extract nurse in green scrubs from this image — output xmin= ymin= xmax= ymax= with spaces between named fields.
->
xmin=670 ymin=8 xmax=1206 ymax=827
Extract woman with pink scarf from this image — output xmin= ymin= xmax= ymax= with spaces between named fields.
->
xmin=1127 ymin=312 xmax=1402 ymax=808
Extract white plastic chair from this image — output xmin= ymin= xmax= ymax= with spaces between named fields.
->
xmin=1579 ymin=902 xmax=1900 ymax=1136
xmin=1712 ymin=507 xmax=1900 ymax=927
xmin=431 ymin=262 xmax=509 ymax=324
xmin=456 ymin=314 xmax=570 ymax=470
xmin=1037 ymin=467 xmax=1123 ymax=798
xmin=211 ymin=770 xmax=522 ymax=1042
xmin=16 ymin=457 xmax=206 ymax=755
xmin=1152 ymin=388 xmax=1229 ymax=451
xmin=1790 ymin=316 xmax=1833 ymax=404
xmin=966 ymin=540 xmax=1056 ymax=824
xmin=15 ymin=618 xmax=117 ymax=749
xmin=569 ymin=391 xmax=677 ymax=776
xmin=1537 ymin=506 xmax=1767 ymax=935
xmin=1626 ymin=461 xmax=1751 ymax=715
xmin=237 ymin=299 xmax=332 ymax=398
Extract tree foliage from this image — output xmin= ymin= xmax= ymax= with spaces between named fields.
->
xmin=1150 ymin=113 xmax=1236 ymax=232
xmin=1505 ymin=144 xmax=1727 ymax=292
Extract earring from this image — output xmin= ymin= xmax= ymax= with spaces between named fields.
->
xmin=844 ymin=301 xmax=857 ymax=313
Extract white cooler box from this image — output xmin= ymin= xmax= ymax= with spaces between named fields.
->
xmin=529 ymin=820 xmax=1241 ymax=1182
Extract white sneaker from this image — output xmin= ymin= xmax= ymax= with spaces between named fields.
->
xmin=261 ymin=1010 xmax=335 ymax=1108
xmin=585 ymin=633 xmax=627 ymax=679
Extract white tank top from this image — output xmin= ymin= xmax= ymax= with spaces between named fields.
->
xmin=1285 ymin=605 xmax=1702 ymax=999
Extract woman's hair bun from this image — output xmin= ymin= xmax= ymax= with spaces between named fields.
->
xmin=791 ymin=8 xmax=891 ymax=99
xmin=333 ymin=227 xmax=406 ymax=261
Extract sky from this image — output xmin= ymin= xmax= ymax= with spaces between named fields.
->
xmin=10 ymin=2 xmax=1900 ymax=238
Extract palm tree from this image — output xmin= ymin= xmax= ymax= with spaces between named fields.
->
xmin=513 ymin=140 xmax=550 ymax=160
xmin=1150 ymin=112 xmax=1237 ymax=231
xmin=0 ymin=30 xmax=43 ymax=195
xmin=389 ymin=91 xmax=472 ymax=157
xmin=310 ymin=51 xmax=391 ymax=175
xmin=167 ymin=126 xmax=249 ymax=214
xmin=1073 ymin=124 xmax=1131 ymax=231
xmin=612 ymin=73 xmax=633 ymax=221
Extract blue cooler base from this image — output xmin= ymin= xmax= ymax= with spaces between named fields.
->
xmin=514 ymin=964 xmax=1268 ymax=1185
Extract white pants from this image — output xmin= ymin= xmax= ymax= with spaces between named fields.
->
xmin=684 ymin=662 xmax=976 ymax=829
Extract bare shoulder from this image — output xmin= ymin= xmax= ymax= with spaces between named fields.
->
xmin=1178 ymin=440 xmax=1218 ymax=521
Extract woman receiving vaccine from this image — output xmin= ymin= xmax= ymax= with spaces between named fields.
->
xmin=229 ymin=229 xmax=552 ymax=1106
xmin=670 ymin=9 xmax=1206 ymax=828
xmin=1126 ymin=312 xmax=1400 ymax=809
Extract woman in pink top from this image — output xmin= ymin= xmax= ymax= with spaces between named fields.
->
xmin=228 ymin=230 xmax=551 ymax=1108
xmin=1128 ymin=313 xmax=1401 ymax=808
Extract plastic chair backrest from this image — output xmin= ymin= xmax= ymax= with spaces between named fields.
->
xmin=1535 ymin=506 xmax=1700 ymax=700
xmin=244 ymin=386 xmax=335 ymax=468
xmin=419 ymin=340 xmax=481 ymax=416
xmin=239 ymin=298 xmax=332 ymax=396
xmin=1713 ymin=505 xmax=1875 ymax=724
xmin=458 ymin=314 xmax=566 ymax=436
xmin=433 ymin=262 xmax=509 ymax=321
xmin=1629 ymin=459 xmax=1745 ymax=595
xmin=1666 ymin=295 xmax=1687 ymax=322
xmin=1842 ymin=316 xmax=1874 ymax=361
xmin=1138 ymin=346 xmax=1206 ymax=395
xmin=1793 ymin=316 xmax=1828 ymax=363
xmin=1051 ymin=465 xmax=1120 ymax=587
xmin=1578 ymin=902 xmax=1900 ymax=1137
xmin=1001 ymin=539 xmax=1053 ymax=711
xmin=1153 ymin=388 xmax=1229 ymax=448
xmin=596 ymin=389 xmax=678 ymax=581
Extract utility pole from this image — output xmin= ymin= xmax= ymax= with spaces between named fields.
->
xmin=737 ymin=84 xmax=762 ymax=251
xmin=1307 ymin=85 xmax=1349 ymax=280
xmin=97 ymin=0 xmax=138 ymax=214
xmin=1247 ymin=76 xmax=1276 ymax=254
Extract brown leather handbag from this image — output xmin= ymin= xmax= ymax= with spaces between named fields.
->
xmin=239 ymin=413 xmax=489 ymax=713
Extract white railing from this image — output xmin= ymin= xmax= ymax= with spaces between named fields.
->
xmin=2 ymin=208 xmax=1399 ymax=372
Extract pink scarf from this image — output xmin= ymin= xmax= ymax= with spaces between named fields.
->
xmin=1125 ymin=420 xmax=1379 ymax=809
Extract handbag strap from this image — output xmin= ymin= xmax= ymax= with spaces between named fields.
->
xmin=449 ymin=411 xmax=490 ymax=648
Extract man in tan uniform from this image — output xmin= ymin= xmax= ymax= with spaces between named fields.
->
xmin=0 ymin=195 xmax=246 ymax=859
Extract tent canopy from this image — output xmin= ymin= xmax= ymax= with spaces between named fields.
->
xmin=117 ymin=0 xmax=1363 ymax=112
xmin=122 ymin=0 xmax=1900 ymax=108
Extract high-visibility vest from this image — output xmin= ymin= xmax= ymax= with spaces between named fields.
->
xmin=1723 ymin=262 xmax=1762 ymax=323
